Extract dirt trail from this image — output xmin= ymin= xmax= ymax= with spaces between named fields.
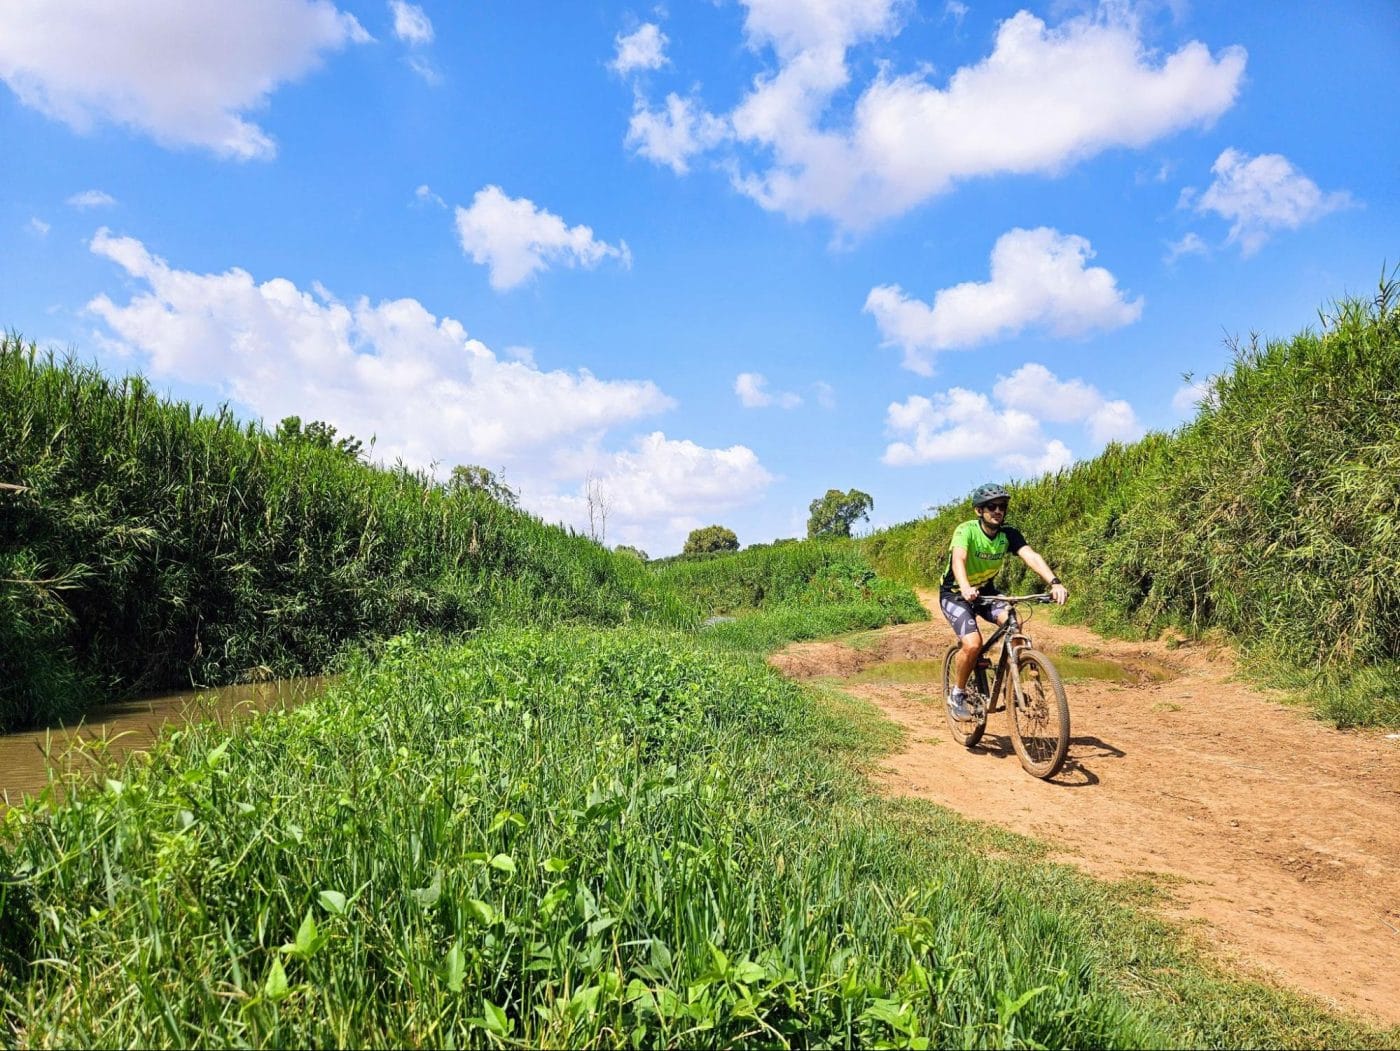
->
xmin=771 ymin=590 xmax=1400 ymax=1025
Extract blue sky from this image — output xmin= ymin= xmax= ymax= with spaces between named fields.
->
xmin=3 ymin=1 xmax=1396 ymax=556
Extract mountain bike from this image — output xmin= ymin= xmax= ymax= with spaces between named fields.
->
xmin=940 ymin=593 xmax=1070 ymax=779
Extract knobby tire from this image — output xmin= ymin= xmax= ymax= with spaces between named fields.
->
xmin=1007 ymin=648 xmax=1070 ymax=779
xmin=942 ymin=644 xmax=987 ymax=748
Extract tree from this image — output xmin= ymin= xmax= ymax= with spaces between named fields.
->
xmin=683 ymin=525 xmax=739 ymax=555
xmin=584 ymin=472 xmax=609 ymax=544
xmin=806 ymin=488 xmax=874 ymax=538
xmin=447 ymin=464 xmax=519 ymax=509
xmin=274 ymin=415 xmax=365 ymax=460
xmin=614 ymin=545 xmax=648 ymax=562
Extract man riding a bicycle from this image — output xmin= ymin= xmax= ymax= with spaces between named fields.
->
xmin=942 ymin=483 xmax=1068 ymax=720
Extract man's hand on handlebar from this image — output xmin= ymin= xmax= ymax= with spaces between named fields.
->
xmin=959 ymin=584 xmax=980 ymax=603
xmin=1049 ymin=582 xmax=1068 ymax=605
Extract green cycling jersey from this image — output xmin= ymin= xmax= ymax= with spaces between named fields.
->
xmin=940 ymin=519 xmax=1026 ymax=591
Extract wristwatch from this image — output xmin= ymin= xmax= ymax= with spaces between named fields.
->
xmin=1049 ymin=577 xmax=1062 ymax=585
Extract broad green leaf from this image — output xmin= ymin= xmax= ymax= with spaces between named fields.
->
xmin=482 ymin=999 xmax=509 ymax=1036
xmin=488 ymin=809 xmax=525 ymax=833
xmin=488 ymin=853 xmax=516 ymax=875
xmin=264 ymin=957 xmax=290 ymax=1001
xmin=568 ymin=984 xmax=601 ymax=1019
xmin=443 ymin=942 xmax=466 ymax=993
xmin=318 ymin=890 xmax=347 ymax=916
xmin=281 ymin=910 xmax=326 ymax=959
xmin=733 ymin=960 xmax=766 ymax=985
xmin=468 ymin=898 xmax=496 ymax=925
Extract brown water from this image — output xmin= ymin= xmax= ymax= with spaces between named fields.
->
xmin=0 ymin=677 xmax=325 ymax=808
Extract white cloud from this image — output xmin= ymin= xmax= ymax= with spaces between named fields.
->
xmin=1171 ymin=376 xmax=1217 ymax=415
xmin=453 ymin=186 xmax=631 ymax=291
xmin=884 ymin=362 xmax=1140 ymax=470
xmin=993 ymin=362 xmax=1103 ymax=422
xmin=84 ymin=229 xmax=672 ymax=469
xmin=611 ymin=23 xmax=668 ymax=75
xmin=1164 ymin=231 xmax=1207 ymax=263
xmin=1085 ymin=398 xmax=1139 ymax=444
xmin=1193 ymin=148 xmax=1352 ymax=256
xmin=389 ymin=1 xmax=433 ymax=45
xmin=414 ymin=184 xmax=445 ymax=208
xmin=865 ymin=227 xmax=1143 ymax=374
xmin=27 ymin=217 xmax=50 ymax=237
xmin=1000 ymin=439 xmax=1073 ymax=477
xmin=0 ymin=0 xmax=368 ymax=160
xmin=628 ymin=4 xmax=1245 ymax=228
xmin=739 ymin=0 xmax=905 ymax=59
xmin=541 ymin=432 xmax=774 ymax=527
xmin=735 ymin=372 xmax=801 ymax=409
xmin=625 ymin=92 xmax=728 ymax=175
xmin=883 ymin=389 xmax=1048 ymax=466
xmin=407 ymin=56 xmax=442 ymax=85
xmin=67 ymin=189 xmax=116 ymax=209
xmin=813 ymin=380 xmax=836 ymax=408
xmin=82 ymin=230 xmax=770 ymax=555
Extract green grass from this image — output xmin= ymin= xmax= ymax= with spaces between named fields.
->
xmin=3 ymin=628 xmax=1394 ymax=1048
xmin=863 ymin=279 xmax=1400 ymax=728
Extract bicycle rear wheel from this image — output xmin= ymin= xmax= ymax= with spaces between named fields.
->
xmin=942 ymin=644 xmax=987 ymax=748
xmin=1007 ymin=649 xmax=1070 ymax=778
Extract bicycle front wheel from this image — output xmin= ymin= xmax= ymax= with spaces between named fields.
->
xmin=942 ymin=644 xmax=986 ymax=748
xmin=1007 ymin=649 xmax=1070 ymax=779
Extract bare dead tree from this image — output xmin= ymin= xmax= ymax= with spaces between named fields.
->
xmin=584 ymin=472 xmax=609 ymax=545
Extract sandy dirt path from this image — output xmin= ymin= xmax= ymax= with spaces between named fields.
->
xmin=771 ymin=591 xmax=1400 ymax=1025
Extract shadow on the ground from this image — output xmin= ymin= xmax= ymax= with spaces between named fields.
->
xmin=962 ymin=731 xmax=1126 ymax=788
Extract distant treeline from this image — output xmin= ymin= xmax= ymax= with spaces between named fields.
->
xmin=864 ymin=281 xmax=1400 ymax=727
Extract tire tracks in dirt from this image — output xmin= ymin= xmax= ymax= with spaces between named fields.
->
xmin=771 ymin=591 xmax=1400 ymax=1025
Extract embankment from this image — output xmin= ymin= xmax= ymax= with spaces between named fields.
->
xmin=864 ymin=283 xmax=1400 ymax=727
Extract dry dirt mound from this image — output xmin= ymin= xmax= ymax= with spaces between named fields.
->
xmin=767 ymin=623 xmax=943 ymax=680
xmin=771 ymin=592 xmax=1400 ymax=1026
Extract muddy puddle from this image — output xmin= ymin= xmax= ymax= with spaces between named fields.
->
xmin=844 ymin=647 xmax=1175 ymax=686
xmin=1 ymin=677 xmax=326 ymax=808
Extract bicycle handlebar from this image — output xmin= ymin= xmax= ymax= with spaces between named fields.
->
xmin=999 ymin=593 xmax=1054 ymax=603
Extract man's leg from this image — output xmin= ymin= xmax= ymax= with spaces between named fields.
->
xmin=954 ymin=630 xmax=983 ymax=690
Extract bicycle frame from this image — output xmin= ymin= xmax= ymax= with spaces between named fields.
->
xmin=972 ymin=600 xmax=1039 ymax=713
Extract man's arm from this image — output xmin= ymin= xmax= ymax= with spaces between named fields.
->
xmin=951 ymin=546 xmax=978 ymax=602
xmin=1017 ymin=545 xmax=1069 ymax=605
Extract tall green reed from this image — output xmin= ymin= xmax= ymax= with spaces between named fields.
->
xmin=0 ymin=338 xmax=693 ymax=730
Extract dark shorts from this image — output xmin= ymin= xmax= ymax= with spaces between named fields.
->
xmin=938 ymin=586 xmax=1008 ymax=639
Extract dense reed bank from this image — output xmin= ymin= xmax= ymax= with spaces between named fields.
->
xmin=3 ymin=627 xmax=1388 ymax=1048
xmin=864 ymin=283 xmax=1400 ymax=727
xmin=654 ymin=539 xmax=921 ymax=616
xmin=655 ymin=539 xmax=927 ymax=652
xmin=0 ymin=338 xmax=692 ymax=731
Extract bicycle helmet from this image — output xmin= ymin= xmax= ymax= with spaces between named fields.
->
xmin=969 ymin=482 xmax=1010 ymax=508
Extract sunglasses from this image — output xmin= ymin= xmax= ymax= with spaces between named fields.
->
xmin=981 ymin=502 xmax=1009 ymax=513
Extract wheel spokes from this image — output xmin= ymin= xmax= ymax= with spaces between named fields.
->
xmin=1016 ymin=663 xmax=1057 ymax=763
